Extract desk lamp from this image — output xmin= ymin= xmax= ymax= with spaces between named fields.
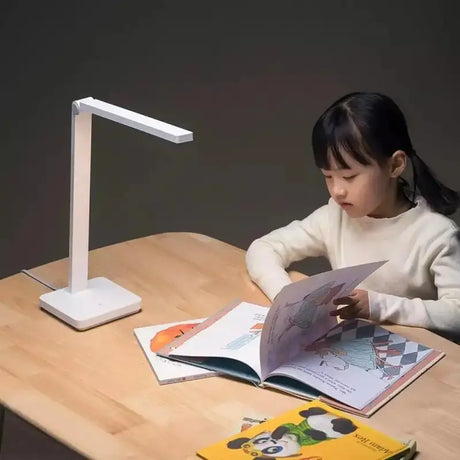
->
xmin=39 ymin=97 xmax=193 ymax=330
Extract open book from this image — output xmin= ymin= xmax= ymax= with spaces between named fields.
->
xmin=158 ymin=261 xmax=444 ymax=416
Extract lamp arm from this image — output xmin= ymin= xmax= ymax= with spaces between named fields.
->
xmin=69 ymin=103 xmax=92 ymax=293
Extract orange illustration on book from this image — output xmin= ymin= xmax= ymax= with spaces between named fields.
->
xmin=250 ymin=323 xmax=264 ymax=332
xmin=150 ymin=322 xmax=200 ymax=352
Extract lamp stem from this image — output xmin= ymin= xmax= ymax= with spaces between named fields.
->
xmin=69 ymin=107 xmax=92 ymax=293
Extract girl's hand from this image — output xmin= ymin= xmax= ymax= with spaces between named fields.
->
xmin=330 ymin=289 xmax=370 ymax=320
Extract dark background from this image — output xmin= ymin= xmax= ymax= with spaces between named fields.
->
xmin=1 ymin=0 xmax=459 ymax=280
xmin=0 ymin=1 xmax=459 ymax=457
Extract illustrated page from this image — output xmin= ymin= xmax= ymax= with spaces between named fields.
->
xmin=266 ymin=319 xmax=434 ymax=410
xmin=170 ymin=301 xmax=268 ymax=379
xmin=259 ymin=261 xmax=386 ymax=380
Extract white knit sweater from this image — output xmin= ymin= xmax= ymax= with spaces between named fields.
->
xmin=246 ymin=197 xmax=460 ymax=336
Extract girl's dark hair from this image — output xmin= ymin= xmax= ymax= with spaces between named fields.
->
xmin=311 ymin=92 xmax=459 ymax=215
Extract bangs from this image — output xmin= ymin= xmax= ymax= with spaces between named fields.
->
xmin=312 ymin=107 xmax=373 ymax=170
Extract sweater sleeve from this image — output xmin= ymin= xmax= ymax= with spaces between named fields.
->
xmin=368 ymin=230 xmax=460 ymax=335
xmin=245 ymin=205 xmax=329 ymax=301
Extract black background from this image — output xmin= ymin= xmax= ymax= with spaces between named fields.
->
xmin=1 ymin=0 xmax=459 ymax=279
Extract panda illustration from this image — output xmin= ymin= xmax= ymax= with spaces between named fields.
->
xmin=227 ymin=406 xmax=357 ymax=458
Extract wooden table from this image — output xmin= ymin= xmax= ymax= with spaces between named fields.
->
xmin=0 ymin=233 xmax=459 ymax=459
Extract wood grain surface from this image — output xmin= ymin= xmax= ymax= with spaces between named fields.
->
xmin=0 ymin=233 xmax=459 ymax=459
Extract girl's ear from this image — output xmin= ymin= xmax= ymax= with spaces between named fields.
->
xmin=389 ymin=150 xmax=407 ymax=178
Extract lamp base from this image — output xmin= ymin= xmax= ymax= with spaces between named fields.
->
xmin=39 ymin=277 xmax=142 ymax=330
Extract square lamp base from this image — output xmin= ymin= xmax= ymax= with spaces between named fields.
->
xmin=39 ymin=277 xmax=142 ymax=330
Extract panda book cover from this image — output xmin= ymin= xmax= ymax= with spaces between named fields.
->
xmin=197 ymin=400 xmax=409 ymax=460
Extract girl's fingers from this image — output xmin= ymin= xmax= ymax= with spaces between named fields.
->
xmin=333 ymin=295 xmax=358 ymax=306
xmin=330 ymin=304 xmax=357 ymax=318
xmin=333 ymin=296 xmax=350 ymax=305
xmin=330 ymin=305 xmax=352 ymax=316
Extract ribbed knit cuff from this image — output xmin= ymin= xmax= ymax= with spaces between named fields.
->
xmin=367 ymin=290 xmax=382 ymax=322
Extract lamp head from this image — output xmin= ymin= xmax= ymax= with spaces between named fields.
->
xmin=72 ymin=97 xmax=193 ymax=144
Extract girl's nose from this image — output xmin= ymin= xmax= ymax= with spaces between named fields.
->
xmin=334 ymin=186 xmax=346 ymax=199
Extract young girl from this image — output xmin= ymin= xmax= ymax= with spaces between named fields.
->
xmin=246 ymin=92 xmax=460 ymax=338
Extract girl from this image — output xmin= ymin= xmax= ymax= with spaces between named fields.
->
xmin=246 ymin=92 xmax=460 ymax=338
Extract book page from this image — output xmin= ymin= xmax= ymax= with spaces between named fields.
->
xmin=266 ymin=319 xmax=436 ymax=410
xmin=259 ymin=261 xmax=386 ymax=380
xmin=170 ymin=302 xmax=268 ymax=380
xmin=269 ymin=351 xmax=389 ymax=410
xmin=134 ymin=319 xmax=217 ymax=384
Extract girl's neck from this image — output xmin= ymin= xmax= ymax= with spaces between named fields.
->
xmin=368 ymin=185 xmax=413 ymax=219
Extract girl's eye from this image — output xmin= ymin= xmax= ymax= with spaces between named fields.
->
xmin=343 ymin=175 xmax=356 ymax=181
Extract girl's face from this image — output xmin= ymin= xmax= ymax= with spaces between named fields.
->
xmin=321 ymin=150 xmax=396 ymax=218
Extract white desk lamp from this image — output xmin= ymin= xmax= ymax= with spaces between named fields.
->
xmin=39 ymin=97 xmax=193 ymax=330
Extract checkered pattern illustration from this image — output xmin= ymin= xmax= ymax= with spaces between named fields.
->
xmin=318 ymin=320 xmax=432 ymax=379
